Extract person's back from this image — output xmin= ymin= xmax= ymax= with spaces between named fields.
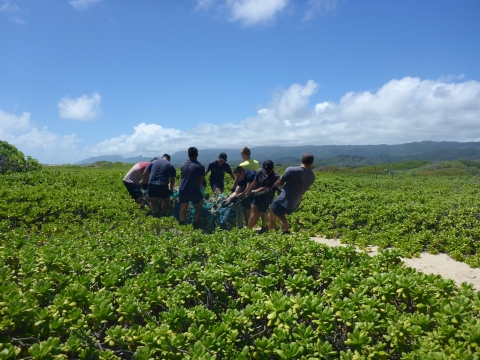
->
xmin=124 ymin=162 xmax=149 ymax=184
xmin=180 ymin=159 xmax=205 ymax=191
xmin=148 ymin=159 xmax=176 ymax=185
xmin=275 ymin=166 xmax=315 ymax=210
xmin=178 ymin=147 xmax=206 ymax=229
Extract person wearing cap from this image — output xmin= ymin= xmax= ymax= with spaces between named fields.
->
xmin=226 ymin=166 xmax=256 ymax=225
xmin=269 ymin=153 xmax=316 ymax=234
xmin=205 ymin=152 xmax=235 ymax=195
xmin=247 ymin=160 xmax=280 ymax=233
xmin=179 ymin=147 xmax=205 ymax=229
xmin=123 ymin=157 xmax=157 ymax=205
xmin=141 ymin=154 xmax=175 ymax=218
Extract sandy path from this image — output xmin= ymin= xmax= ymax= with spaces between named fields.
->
xmin=311 ymin=237 xmax=480 ymax=291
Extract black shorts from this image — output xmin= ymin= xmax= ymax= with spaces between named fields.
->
xmin=210 ymin=182 xmax=224 ymax=192
xmin=148 ymin=184 xmax=170 ymax=199
xmin=124 ymin=181 xmax=143 ymax=200
xmin=241 ymin=196 xmax=252 ymax=210
xmin=179 ymin=189 xmax=203 ymax=205
xmin=271 ymin=200 xmax=295 ymax=217
xmin=251 ymin=196 xmax=272 ymax=213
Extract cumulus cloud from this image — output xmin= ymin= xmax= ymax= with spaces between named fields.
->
xmin=0 ymin=110 xmax=34 ymax=133
xmin=58 ymin=92 xmax=102 ymax=121
xmin=196 ymin=0 xmax=288 ymax=26
xmin=88 ymin=77 xmax=480 ymax=157
xmin=70 ymin=0 xmax=103 ymax=11
xmin=0 ymin=110 xmax=80 ymax=163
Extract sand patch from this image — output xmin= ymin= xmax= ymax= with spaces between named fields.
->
xmin=311 ymin=237 xmax=480 ymax=291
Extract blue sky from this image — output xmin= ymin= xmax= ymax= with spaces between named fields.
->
xmin=1 ymin=0 xmax=480 ymax=163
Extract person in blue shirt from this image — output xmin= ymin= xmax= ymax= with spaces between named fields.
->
xmin=141 ymin=154 xmax=176 ymax=218
xmin=269 ymin=153 xmax=316 ymax=234
xmin=247 ymin=160 xmax=280 ymax=233
xmin=179 ymin=147 xmax=205 ymax=229
xmin=227 ymin=166 xmax=256 ymax=225
xmin=205 ymin=152 xmax=235 ymax=195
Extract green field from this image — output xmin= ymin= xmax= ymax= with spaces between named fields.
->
xmin=1 ymin=166 xmax=480 ymax=359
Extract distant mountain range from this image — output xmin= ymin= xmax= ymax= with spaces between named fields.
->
xmin=76 ymin=141 xmax=480 ymax=167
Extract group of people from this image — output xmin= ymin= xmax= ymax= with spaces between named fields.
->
xmin=123 ymin=146 xmax=315 ymax=234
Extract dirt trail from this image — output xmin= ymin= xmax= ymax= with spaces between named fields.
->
xmin=311 ymin=237 xmax=480 ymax=292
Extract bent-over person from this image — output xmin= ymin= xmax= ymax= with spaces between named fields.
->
xmin=142 ymin=154 xmax=175 ymax=218
xmin=269 ymin=153 xmax=315 ymax=234
xmin=247 ymin=160 xmax=280 ymax=233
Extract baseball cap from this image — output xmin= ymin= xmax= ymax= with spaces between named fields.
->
xmin=218 ymin=152 xmax=227 ymax=161
xmin=263 ymin=160 xmax=274 ymax=173
xmin=188 ymin=147 xmax=198 ymax=158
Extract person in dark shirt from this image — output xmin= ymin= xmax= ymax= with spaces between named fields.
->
xmin=205 ymin=152 xmax=235 ymax=195
xmin=141 ymin=154 xmax=176 ymax=218
xmin=269 ymin=153 xmax=316 ymax=234
xmin=227 ymin=166 xmax=256 ymax=225
xmin=247 ymin=160 xmax=280 ymax=233
xmin=179 ymin=147 xmax=205 ymax=229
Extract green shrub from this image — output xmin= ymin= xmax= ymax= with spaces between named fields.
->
xmin=0 ymin=141 xmax=42 ymax=174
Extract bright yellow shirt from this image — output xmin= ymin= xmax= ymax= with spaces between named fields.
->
xmin=239 ymin=159 xmax=259 ymax=171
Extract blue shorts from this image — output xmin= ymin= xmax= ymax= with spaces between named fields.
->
xmin=271 ymin=200 xmax=295 ymax=217
xmin=251 ymin=196 xmax=271 ymax=213
xmin=210 ymin=183 xmax=224 ymax=193
xmin=148 ymin=184 xmax=170 ymax=199
xmin=179 ymin=189 xmax=203 ymax=205
xmin=124 ymin=181 xmax=142 ymax=200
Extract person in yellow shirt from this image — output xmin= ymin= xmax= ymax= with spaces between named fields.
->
xmin=238 ymin=147 xmax=259 ymax=171
xmin=231 ymin=147 xmax=259 ymax=192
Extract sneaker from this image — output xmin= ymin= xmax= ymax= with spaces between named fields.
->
xmin=282 ymin=230 xmax=291 ymax=235
xmin=258 ymin=227 xmax=268 ymax=234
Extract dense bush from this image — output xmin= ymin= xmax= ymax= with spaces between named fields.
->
xmin=1 ymin=166 xmax=480 ymax=358
xmin=0 ymin=140 xmax=42 ymax=174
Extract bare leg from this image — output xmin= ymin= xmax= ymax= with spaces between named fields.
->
xmin=261 ymin=212 xmax=268 ymax=227
xmin=269 ymin=211 xmax=278 ymax=231
xmin=135 ymin=195 xmax=144 ymax=204
xmin=244 ymin=209 xmax=250 ymax=226
xmin=179 ymin=203 xmax=189 ymax=223
xmin=193 ymin=200 xmax=204 ymax=223
xmin=277 ymin=214 xmax=289 ymax=232
xmin=161 ymin=197 xmax=170 ymax=214
xmin=150 ymin=197 xmax=159 ymax=215
xmin=248 ymin=205 xmax=261 ymax=229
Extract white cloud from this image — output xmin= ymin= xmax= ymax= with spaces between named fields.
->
xmin=70 ymin=0 xmax=103 ymax=11
xmin=196 ymin=0 xmax=288 ymax=26
xmin=0 ymin=110 xmax=80 ymax=164
xmin=88 ymin=77 xmax=480 ymax=158
xmin=0 ymin=110 xmax=34 ymax=133
xmin=58 ymin=92 xmax=102 ymax=121
xmin=303 ymin=0 xmax=339 ymax=21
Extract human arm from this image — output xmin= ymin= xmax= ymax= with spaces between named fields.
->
xmin=169 ymin=177 xmax=175 ymax=192
xmin=140 ymin=170 xmax=150 ymax=188
xmin=226 ymin=185 xmax=244 ymax=202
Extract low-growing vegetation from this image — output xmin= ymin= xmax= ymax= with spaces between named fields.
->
xmin=1 ymin=159 xmax=480 ymax=358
